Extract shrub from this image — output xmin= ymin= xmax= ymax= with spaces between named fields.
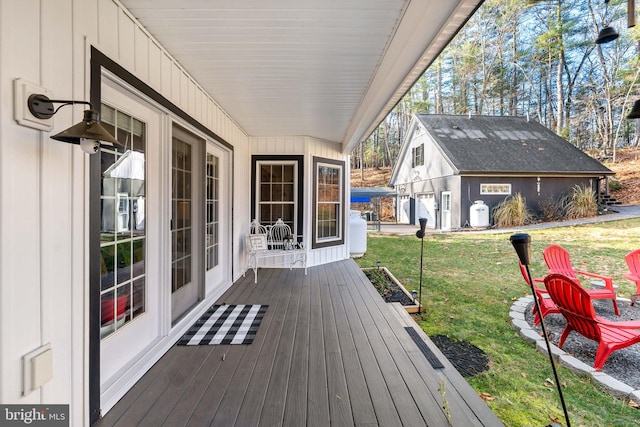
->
xmin=565 ymin=184 xmax=598 ymax=219
xmin=608 ymin=178 xmax=623 ymax=191
xmin=492 ymin=193 xmax=531 ymax=227
xmin=538 ymin=197 xmax=565 ymax=221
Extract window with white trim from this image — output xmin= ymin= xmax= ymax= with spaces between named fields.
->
xmin=411 ymin=144 xmax=424 ymax=168
xmin=252 ymin=156 xmax=303 ymax=236
xmin=313 ymin=157 xmax=345 ymax=248
xmin=480 ymin=183 xmax=512 ymax=195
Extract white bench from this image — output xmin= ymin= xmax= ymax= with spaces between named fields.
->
xmin=245 ymin=219 xmax=307 ymax=283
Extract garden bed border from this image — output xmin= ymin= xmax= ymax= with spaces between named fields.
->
xmin=362 ymin=266 xmax=421 ymax=314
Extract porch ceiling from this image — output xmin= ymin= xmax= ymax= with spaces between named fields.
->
xmin=120 ymin=0 xmax=483 ymax=153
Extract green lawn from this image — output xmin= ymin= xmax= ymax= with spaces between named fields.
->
xmin=354 ymin=218 xmax=640 ymax=427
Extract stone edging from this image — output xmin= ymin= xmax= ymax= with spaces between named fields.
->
xmin=510 ymin=296 xmax=640 ymax=402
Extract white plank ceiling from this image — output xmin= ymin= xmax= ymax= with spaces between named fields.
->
xmin=120 ymin=0 xmax=483 ymax=153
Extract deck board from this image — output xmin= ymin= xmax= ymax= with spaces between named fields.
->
xmin=258 ymin=267 xmax=304 ymax=426
xmin=282 ymin=267 xmax=311 ymax=426
xmin=211 ymin=268 xmax=292 ymax=426
xmin=96 ymin=259 xmax=503 ymax=426
xmin=339 ymin=264 xmax=446 ymax=426
xmin=319 ymin=264 xmax=354 ymax=426
xmin=113 ymin=347 xmax=202 ymax=426
xmin=337 ymin=284 xmax=403 ymax=426
xmin=327 ymin=263 xmax=377 ymax=426
xmin=306 ymin=267 xmax=331 ymax=427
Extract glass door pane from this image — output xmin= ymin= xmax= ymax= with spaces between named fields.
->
xmin=170 ymin=125 xmax=203 ymax=322
xmin=171 ymin=139 xmax=192 ymax=293
xmin=206 ymin=153 xmax=219 ymax=270
xmin=99 ymin=105 xmax=146 ymax=339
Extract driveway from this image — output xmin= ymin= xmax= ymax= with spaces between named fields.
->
xmin=376 ymin=204 xmax=640 ymax=236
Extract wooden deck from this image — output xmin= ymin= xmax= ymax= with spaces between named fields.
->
xmin=96 ymin=259 xmax=502 ymax=426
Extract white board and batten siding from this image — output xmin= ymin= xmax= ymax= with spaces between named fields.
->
xmin=250 ymin=136 xmax=351 ymax=268
xmin=393 ymin=122 xmax=456 ymax=226
xmin=0 ymin=0 xmax=248 ymax=424
xmin=395 ymin=124 xmax=455 ymax=188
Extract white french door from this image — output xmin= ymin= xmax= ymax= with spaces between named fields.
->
xmin=97 ymin=77 xmax=233 ymax=413
xmin=204 ymin=142 xmax=230 ymax=289
xmin=99 ymin=80 xmax=163 ymax=393
xmin=171 ymin=125 xmax=204 ymax=322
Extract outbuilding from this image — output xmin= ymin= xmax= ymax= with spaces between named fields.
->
xmin=390 ymin=114 xmax=614 ymax=229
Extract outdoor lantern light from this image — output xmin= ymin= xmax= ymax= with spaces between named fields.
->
xmin=596 ymin=25 xmax=619 ymax=44
xmin=510 ymin=234 xmax=571 ymax=427
xmin=627 ymin=99 xmax=640 ymax=119
xmin=27 ymin=93 xmax=120 ymax=154
xmin=596 ymin=0 xmax=619 ymax=44
xmin=415 ymin=218 xmax=428 ymax=316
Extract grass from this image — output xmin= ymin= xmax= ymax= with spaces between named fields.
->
xmin=354 ymin=218 xmax=640 ymax=427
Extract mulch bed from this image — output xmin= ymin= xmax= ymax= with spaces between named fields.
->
xmin=363 ymin=268 xmax=414 ymax=306
xmin=430 ymin=335 xmax=490 ymax=377
xmin=364 ymin=267 xmax=490 ymax=377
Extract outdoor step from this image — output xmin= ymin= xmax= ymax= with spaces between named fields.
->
xmin=599 ymin=194 xmax=622 ymax=205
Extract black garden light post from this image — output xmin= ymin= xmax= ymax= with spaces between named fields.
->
xmin=416 ymin=218 xmax=428 ymax=316
xmin=510 ymin=233 xmax=570 ymax=427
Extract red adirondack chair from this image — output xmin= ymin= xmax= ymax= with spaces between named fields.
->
xmin=543 ymin=244 xmax=619 ymax=316
xmin=101 ymin=294 xmax=129 ymax=326
xmin=518 ymin=262 xmax=560 ymax=325
xmin=624 ymin=249 xmax=640 ymax=306
xmin=543 ymin=273 xmax=640 ymax=371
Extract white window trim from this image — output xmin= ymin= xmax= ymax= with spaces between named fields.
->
xmin=255 ymin=160 xmax=299 ymax=235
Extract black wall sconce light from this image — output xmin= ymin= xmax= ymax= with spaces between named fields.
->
xmin=27 ymin=94 xmax=120 ymax=154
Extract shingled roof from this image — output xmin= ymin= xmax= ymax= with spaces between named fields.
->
xmin=414 ymin=115 xmax=613 ymax=175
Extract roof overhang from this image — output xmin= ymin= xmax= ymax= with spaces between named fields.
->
xmin=350 ymin=187 xmax=397 ymax=200
xmin=120 ymin=0 xmax=484 ymax=154
xmin=458 ymin=171 xmax=616 ymax=177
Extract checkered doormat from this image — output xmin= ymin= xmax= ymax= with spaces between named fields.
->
xmin=178 ymin=304 xmax=268 ymax=345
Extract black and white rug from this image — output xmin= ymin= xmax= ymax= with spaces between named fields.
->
xmin=178 ymin=304 xmax=268 ymax=345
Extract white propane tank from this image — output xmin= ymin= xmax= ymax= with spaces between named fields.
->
xmin=469 ymin=200 xmax=489 ymax=228
xmin=349 ymin=210 xmax=367 ymax=258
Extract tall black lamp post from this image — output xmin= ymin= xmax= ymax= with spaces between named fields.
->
xmin=510 ymin=233 xmax=570 ymax=427
xmin=416 ymin=218 xmax=428 ymax=316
